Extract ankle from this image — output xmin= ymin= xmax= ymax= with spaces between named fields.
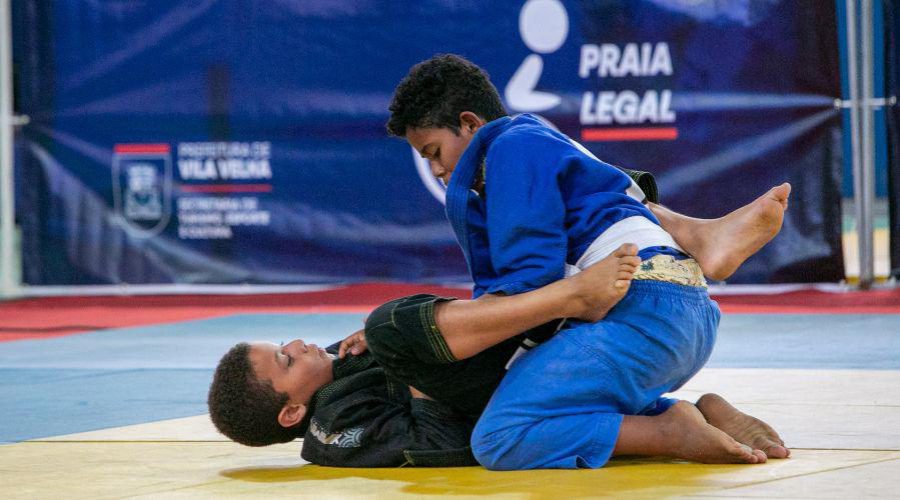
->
xmin=559 ymin=278 xmax=590 ymax=318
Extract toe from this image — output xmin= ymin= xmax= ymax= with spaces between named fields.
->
xmin=732 ymin=443 xmax=762 ymax=464
xmin=621 ymin=256 xmax=641 ymax=267
xmin=765 ymin=445 xmax=790 ymax=459
xmin=614 ymin=243 xmax=638 ymax=256
xmin=618 ymin=262 xmax=638 ymax=272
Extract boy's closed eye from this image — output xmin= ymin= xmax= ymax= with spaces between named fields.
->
xmin=278 ymin=342 xmax=293 ymax=367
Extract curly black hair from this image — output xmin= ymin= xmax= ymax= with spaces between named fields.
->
xmin=386 ymin=54 xmax=507 ymax=137
xmin=207 ymin=343 xmax=300 ymax=447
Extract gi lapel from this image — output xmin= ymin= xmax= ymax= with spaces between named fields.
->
xmin=444 ymin=116 xmax=512 ymax=278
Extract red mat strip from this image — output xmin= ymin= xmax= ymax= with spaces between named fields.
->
xmin=713 ymin=289 xmax=900 ymax=314
xmin=1 ymin=284 xmax=897 ymax=342
xmin=0 ymin=284 xmax=467 ymax=342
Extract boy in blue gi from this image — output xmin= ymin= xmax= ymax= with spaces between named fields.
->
xmin=387 ymin=54 xmax=791 ymax=470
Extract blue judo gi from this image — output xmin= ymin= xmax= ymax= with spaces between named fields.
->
xmin=444 ymin=114 xmax=721 ymax=470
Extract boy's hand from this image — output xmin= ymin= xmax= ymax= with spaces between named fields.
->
xmin=338 ymin=329 xmax=367 ymax=358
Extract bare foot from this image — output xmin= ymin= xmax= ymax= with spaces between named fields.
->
xmin=697 ymin=393 xmax=790 ymax=459
xmin=659 ymin=401 xmax=767 ymax=464
xmin=569 ymin=243 xmax=640 ymax=322
xmin=688 ymin=183 xmax=790 ymax=281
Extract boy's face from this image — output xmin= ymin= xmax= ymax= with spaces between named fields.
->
xmin=248 ymin=339 xmax=333 ymax=405
xmin=405 ymin=113 xmax=486 ymax=185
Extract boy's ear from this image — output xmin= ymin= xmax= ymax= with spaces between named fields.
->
xmin=277 ymin=403 xmax=307 ymax=428
xmin=459 ymin=111 xmax=486 ymax=133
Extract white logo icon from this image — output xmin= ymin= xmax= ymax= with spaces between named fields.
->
xmin=124 ymin=163 xmax=163 ymax=221
xmin=505 ymin=0 xmax=569 ymax=112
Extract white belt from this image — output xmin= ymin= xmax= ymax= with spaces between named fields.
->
xmin=566 ymin=216 xmax=683 ymax=276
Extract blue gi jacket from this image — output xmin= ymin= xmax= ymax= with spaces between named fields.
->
xmin=445 ymin=114 xmax=661 ymax=298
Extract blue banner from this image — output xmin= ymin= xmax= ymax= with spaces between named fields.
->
xmin=14 ymin=0 xmax=844 ymax=285
xmin=887 ymin=0 xmax=900 ymax=277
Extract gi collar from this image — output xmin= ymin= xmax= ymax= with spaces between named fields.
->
xmin=444 ymin=116 xmax=513 ymax=277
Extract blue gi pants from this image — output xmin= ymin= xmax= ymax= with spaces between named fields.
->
xmin=470 ymin=280 xmax=720 ymax=470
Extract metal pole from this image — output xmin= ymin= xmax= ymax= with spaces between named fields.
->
xmin=845 ymin=0 xmax=866 ymax=286
xmin=857 ymin=0 xmax=876 ymax=288
xmin=0 ymin=0 xmax=16 ymax=298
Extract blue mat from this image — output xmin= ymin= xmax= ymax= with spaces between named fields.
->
xmin=1 ymin=312 xmax=898 ymax=442
xmin=0 ymin=313 xmax=362 ymax=443
xmin=709 ymin=314 xmax=900 ymax=370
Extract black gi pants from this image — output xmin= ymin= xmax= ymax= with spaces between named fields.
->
xmin=364 ymin=294 xmax=520 ymax=419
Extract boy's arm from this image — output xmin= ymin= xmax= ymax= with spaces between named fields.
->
xmin=480 ymin=134 xmax=654 ymax=297
xmin=361 ymin=250 xmax=637 ymax=364
xmin=434 ymin=275 xmax=579 ymax=360
xmin=433 ymin=245 xmax=637 ymax=360
xmin=481 ymin=134 xmax=569 ymax=296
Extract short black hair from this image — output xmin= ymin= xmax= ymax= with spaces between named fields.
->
xmin=207 ymin=343 xmax=300 ymax=447
xmin=386 ymin=54 xmax=507 ymax=137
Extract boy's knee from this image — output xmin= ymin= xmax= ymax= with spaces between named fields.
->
xmin=364 ymin=306 xmax=406 ymax=368
xmin=470 ymin=437 xmax=500 ymax=470
xmin=470 ymin=419 xmax=518 ymax=471
xmin=364 ymin=294 xmax=442 ymax=363
xmin=363 ymin=301 xmax=398 ymax=353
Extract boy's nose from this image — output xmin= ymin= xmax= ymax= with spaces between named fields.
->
xmin=285 ymin=339 xmax=308 ymax=353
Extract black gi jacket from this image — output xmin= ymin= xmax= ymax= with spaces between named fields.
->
xmin=298 ymin=344 xmax=477 ymax=467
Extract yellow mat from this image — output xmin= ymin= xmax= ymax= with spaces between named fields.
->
xmin=3 ymin=368 xmax=899 ymax=499
xmin=1 ymin=441 xmax=897 ymax=499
